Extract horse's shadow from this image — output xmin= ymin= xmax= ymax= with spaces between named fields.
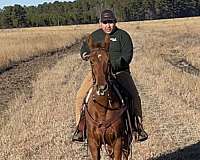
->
xmin=151 ymin=141 xmax=200 ymax=160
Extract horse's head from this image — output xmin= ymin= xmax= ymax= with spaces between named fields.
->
xmin=87 ymin=34 xmax=110 ymax=96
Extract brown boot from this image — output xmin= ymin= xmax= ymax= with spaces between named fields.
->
xmin=72 ymin=110 xmax=86 ymax=142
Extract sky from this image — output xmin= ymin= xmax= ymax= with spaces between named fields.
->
xmin=0 ymin=0 xmax=75 ymax=9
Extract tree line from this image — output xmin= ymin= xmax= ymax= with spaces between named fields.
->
xmin=0 ymin=0 xmax=199 ymax=29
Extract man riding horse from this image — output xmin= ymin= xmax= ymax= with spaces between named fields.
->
xmin=73 ymin=9 xmax=148 ymax=142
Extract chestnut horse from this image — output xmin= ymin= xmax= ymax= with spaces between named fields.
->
xmin=85 ymin=34 xmax=132 ymax=160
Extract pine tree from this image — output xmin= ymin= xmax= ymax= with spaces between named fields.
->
xmin=1 ymin=6 xmax=13 ymax=28
xmin=0 ymin=0 xmax=199 ymax=28
xmin=12 ymin=5 xmax=28 ymax=27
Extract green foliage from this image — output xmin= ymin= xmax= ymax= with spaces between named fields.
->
xmin=0 ymin=0 xmax=199 ymax=29
xmin=0 ymin=5 xmax=27 ymax=28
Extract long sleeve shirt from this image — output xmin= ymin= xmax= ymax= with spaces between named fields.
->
xmin=80 ymin=27 xmax=133 ymax=73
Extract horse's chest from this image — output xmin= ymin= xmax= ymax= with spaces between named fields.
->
xmin=87 ymin=117 xmax=122 ymax=142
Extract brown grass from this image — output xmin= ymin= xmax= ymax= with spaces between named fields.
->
xmin=0 ymin=24 xmax=98 ymax=70
xmin=0 ymin=17 xmax=200 ymax=159
xmin=126 ymin=17 xmax=200 ymax=159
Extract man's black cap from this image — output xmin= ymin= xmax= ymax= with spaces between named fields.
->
xmin=100 ymin=9 xmax=117 ymax=22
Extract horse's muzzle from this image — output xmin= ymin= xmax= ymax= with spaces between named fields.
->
xmin=96 ymin=84 xmax=108 ymax=96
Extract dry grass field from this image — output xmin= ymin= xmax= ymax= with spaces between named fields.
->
xmin=0 ymin=17 xmax=200 ymax=159
xmin=0 ymin=24 xmax=98 ymax=71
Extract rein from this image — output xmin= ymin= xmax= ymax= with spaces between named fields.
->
xmin=85 ymin=101 xmax=127 ymax=155
xmin=85 ymin=104 xmax=127 ymax=130
xmin=87 ymin=48 xmax=126 ymax=129
xmin=86 ymin=102 xmax=127 ymax=147
xmin=87 ymin=44 xmax=130 ymax=156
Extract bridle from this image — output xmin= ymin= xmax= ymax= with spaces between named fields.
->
xmin=86 ymin=47 xmax=127 ymax=146
xmin=84 ymin=34 xmax=133 ymax=158
xmin=89 ymin=47 xmax=111 ymax=96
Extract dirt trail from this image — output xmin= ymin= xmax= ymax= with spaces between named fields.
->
xmin=0 ymin=41 xmax=200 ymax=160
xmin=0 ymin=43 xmax=79 ymax=127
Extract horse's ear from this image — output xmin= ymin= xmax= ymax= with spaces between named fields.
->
xmin=88 ymin=34 xmax=94 ymax=50
xmin=103 ymin=34 xmax=110 ymax=51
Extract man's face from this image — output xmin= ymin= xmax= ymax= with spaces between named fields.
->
xmin=100 ymin=20 xmax=116 ymax=34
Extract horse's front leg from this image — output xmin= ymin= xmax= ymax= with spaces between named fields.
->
xmin=113 ymin=137 xmax=123 ymax=160
xmin=88 ymin=137 xmax=100 ymax=160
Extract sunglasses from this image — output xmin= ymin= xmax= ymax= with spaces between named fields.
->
xmin=102 ymin=20 xmax=115 ymax=24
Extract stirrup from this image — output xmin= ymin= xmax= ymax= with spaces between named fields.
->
xmin=133 ymin=116 xmax=148 ymax=142
xmin=135 ymin=124 xmax=148 ymax=142
xmin=72 ymin=129 xmax=85 ymax=142
xmin=72 ymin=106 xmax=86 ymax=142
xmin=137 ymin=130 xmax=148 ymax=142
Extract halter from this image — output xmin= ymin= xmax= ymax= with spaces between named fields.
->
xmin=89 ymin=47 xmax=111 ymax=96
xmin=85 ymin=34 xmax=133 ymax=159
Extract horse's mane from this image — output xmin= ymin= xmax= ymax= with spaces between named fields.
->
xmin=91 ymin=42 xmax=105 ymax=50
xmin=88 ymin=34 xmax=110 ymax=51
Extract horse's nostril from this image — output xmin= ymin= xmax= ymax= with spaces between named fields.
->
xmin=99 ymin=85 xmax=108 ymax=90
xmin=99 ymin=85 xmax=105 ymax=90
xmin=96 ymin=84 xmax=108 ymax=96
